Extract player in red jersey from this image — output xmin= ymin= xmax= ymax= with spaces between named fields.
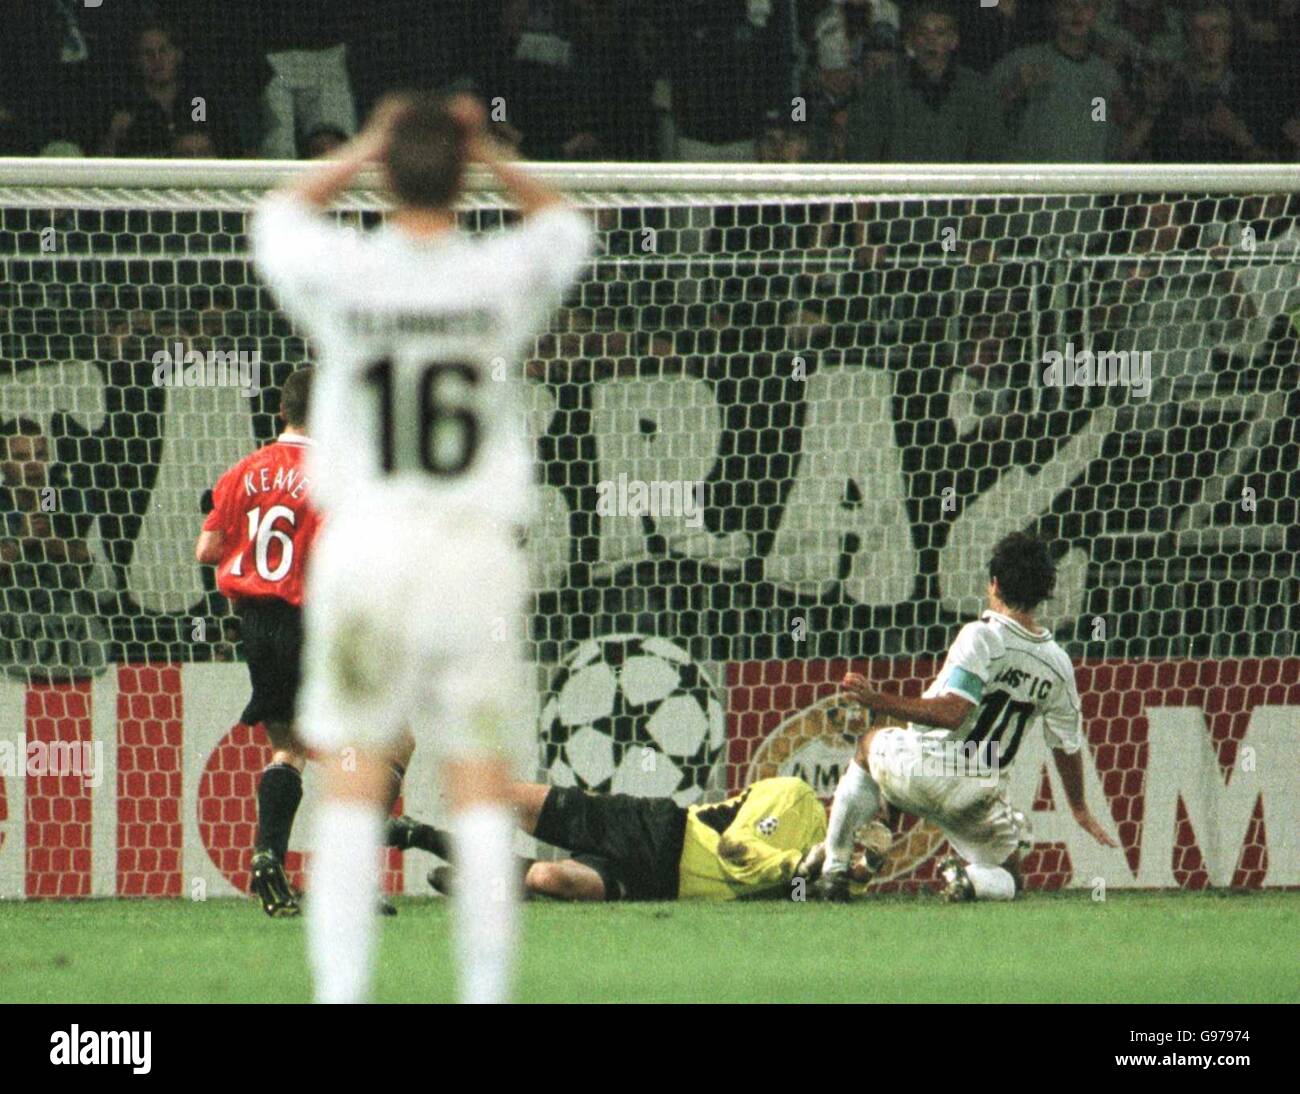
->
xmin=197 ymin=367 xmax=325 ymax=915
xmin=197 ymin=369 xmax=442 ymax=917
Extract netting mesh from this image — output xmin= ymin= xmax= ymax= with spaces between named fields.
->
xmin=1 ymin=174 xmax=1297 ymax=894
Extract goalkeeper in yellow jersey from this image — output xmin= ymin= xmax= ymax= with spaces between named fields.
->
xmin=415 ymin=776 xmax=831 ymax=901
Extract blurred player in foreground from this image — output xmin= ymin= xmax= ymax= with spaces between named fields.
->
xmin=252 ymin=93 xmax=591 ymax=1002
xmin=196 ymin=369 xmax=428 ymax=918
xmin=818 ymin=532 xmax=1118 ymax=903
xmin=424 ymin=776 xmax=885 ymax=902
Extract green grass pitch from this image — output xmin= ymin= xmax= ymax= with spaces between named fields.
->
xmin=1 ymin=891 xmax=1294 ymax=1003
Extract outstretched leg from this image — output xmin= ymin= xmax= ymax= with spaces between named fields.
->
xmin=819 ymin=730 xmax=884 ymax=898
xmin=250 ymin=719 xmax=307 ymax=918
xmin=523 ymin=859 xmax=606 ymax=901
xmin=407 ymin=781 xmax=569 ymax=861
xmin=255 ymin=719 xmax=307 ymax=861
xmin=426 ymin=783 xmax=634 ymax=904
xmin=508 ymin=781 xmax=558 ymax=835
xmin=938 ymin=797 xmax=1027 ymax=902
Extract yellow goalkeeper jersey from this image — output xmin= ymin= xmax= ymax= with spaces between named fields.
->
xmin=676 ymin=777 xmax=827 ymax=901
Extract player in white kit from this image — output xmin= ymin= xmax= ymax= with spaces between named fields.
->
xmin=251 ymin=93 xmax=592 ymax=1001
xmin=817 ymin=532 xmax=1117 ymax=902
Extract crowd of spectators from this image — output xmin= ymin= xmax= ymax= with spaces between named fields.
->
xmin=0 ymin=416 xmax=106 ymax=681
xmin=0 ymin=0 xmax=1295 ymax=165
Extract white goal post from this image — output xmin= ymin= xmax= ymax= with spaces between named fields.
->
xmin=1 ymin=158 xmax=1299 ymax=204
xmin=0 ymin=159 xmax=1297 ymax=899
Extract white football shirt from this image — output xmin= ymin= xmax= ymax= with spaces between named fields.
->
xmin=912 ymin=609 xmax=1083 ymax=766
xmin=251 ymin=195 xmax=593 ymax=525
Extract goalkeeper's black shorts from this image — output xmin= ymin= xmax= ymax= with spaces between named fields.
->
xmin=534 ymin=787 xmax=688 ymax=901
xmin=236 ymin=597 xmax=303 ymax=726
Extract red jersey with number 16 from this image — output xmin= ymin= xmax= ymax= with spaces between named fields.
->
xmin=203 ymin=435 xmax=320 ymax=607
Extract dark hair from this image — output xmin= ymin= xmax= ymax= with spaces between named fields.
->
xmin=988 ymin=532 xmax=1056 ymax=611
xmin=279 ymin=368 xmax=313 ymax=428
xmin=1185 ymin=0 xmax=1231 ymax=18
xmin=904 ymin=1 xmax=958 ymax=33
xmin=135 ymin=22 xmax=180 ymax=51
xmin=384 ymin=93 xmax=468 ymax=210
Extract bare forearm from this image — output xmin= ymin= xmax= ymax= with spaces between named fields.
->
xmin=857 ymin=690 xmax=969 ymax=731
xmin=1052 ymin=746 xmax=1117 ymax=846
xmin=1052 ymin=747 xmax=1087 ymax=811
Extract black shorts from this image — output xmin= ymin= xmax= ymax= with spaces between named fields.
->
xmin=236 ymin=598 xmax=303 ymax=726
xmin=534 ymin=787 xmax=688 ymax=902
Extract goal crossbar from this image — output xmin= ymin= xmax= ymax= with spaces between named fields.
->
xmin=0 ymin=159 xmax=1296 ymax=211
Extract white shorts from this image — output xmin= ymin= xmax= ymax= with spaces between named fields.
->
xmin=867 ymin=727 xmax=1028 ymax=867
xmin=297 ymin=513 xmax=531 ymax=763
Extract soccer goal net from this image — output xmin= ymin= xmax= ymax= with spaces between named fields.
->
xmin=0 ymin=161 xmax=1297 ymax=899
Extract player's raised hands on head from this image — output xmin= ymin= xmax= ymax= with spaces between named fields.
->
xmin=278 ymin=95 xmax=411 ymax=208
xmin=446 ymin=93 xmax=487 ymax=138
xmin=357 ymin=94 xmax=412 ymax=157
xmin=448 ymin=95 xmax=514 ymax=165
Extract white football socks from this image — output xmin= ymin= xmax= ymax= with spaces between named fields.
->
xmin=306 ymin=800 xmax=384 ymax=1004
xmin=825 ymin=760 xmax=881 ymax=874
xmin=965 ymin=863 xmax=1017 ymax=901
xmin=451 ymin=803 xmax=519 ymax=1005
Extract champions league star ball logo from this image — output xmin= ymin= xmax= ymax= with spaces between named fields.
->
xmin=540 ymin=635 xmax=726 ymax=806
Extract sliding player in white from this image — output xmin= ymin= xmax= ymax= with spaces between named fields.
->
xmin=252 ymin=94 xmax=591 ymax=1001
xmin=818 ymin=532 xmax=1116 ymax=902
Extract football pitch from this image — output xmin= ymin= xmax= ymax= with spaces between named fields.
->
xmin=1 ymin=891 xmax=1294 ymax=1004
